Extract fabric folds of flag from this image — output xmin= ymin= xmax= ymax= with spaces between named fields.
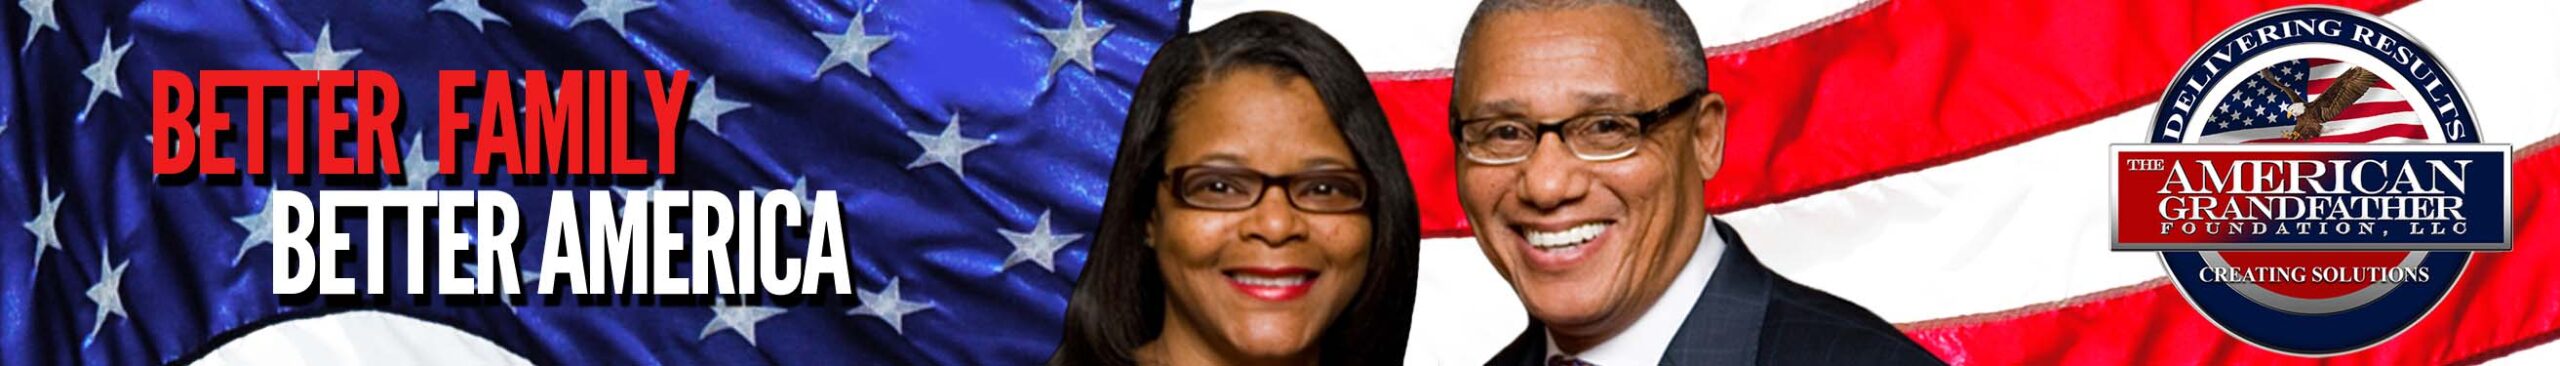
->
xmin=4 ymin=0 xmax=1179 ymax=364
xmin=1197 ymin=0 xmax=2560 ymax=364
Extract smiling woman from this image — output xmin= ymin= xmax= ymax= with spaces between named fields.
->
xmin=1048 ymin=11 xmax=1420 ymax=366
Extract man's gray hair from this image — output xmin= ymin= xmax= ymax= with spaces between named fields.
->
xmin=1456 ymin=0 xmax=1708 ymax=92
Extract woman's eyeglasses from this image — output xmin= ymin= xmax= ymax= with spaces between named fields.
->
xmin=1163 ymin=166 xmax=1368 ymax=213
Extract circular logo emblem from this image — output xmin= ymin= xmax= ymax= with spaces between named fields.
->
xmin=2124 ymin=5 xmax=2511 ymax=356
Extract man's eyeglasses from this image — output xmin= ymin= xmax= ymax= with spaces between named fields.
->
xmin=1163 ymin=166 xmax=1368 ymax=213
xmin=1455 ymin=89 xmax=1705 ymax=165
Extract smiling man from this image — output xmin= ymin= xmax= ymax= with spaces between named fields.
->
xmin=1448 ymin=1 xmax=1941 ymax=365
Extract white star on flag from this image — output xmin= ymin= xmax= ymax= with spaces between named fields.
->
xmin=283 ymin=23 xmax=363 ymax=71
xmin=400 ymin=134 xmax=439 ymax=190
xmin=461 ymin=262 xmax=542 ymax=313
xmin=233 ymin=186 xmax=275 ymax=266
xmin=689 ymin=76 xmax=751 ymax=135
xmin=700 ymin=299 xmax=788 ymax=346
xmin=571 ymin=0 xmax=657 ymax=37
xmin=790 ymin=175 xmax=823 ymax=213
xmin=24 ymin=181 xmax=64 ymax=280
xmin=428 ymin=0 xmax=512 ymax=33
xmin=19 ymin=0 xmax=57 ymax=52
xmin=79 ymin=30 xmax=132 ymax=121
xmin=753 ymin=176 xmax=829 ymax=217
xmin=811 ymin=11 xmax=895 ymax=78
xmin=84 ymin=243 xmax=130 ymax=348
xmin=612 ymin=178 xmax=666 ymax=202
xmin=905 ymin=114 xmax=991 ymax=178
xmin=1000 ymin=210 xmax=1083 ymax=272
xmin=849 ymin=277 xmax=935 ymax=335
xmin=1036 ymin=1 xmax=1115 ymax=78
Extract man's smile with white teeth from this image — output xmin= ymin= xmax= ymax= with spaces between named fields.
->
xmin=1523 ymin=222 xmax=1609 ymax=250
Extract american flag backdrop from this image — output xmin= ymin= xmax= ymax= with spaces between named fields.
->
xmin=1190 ymin=0 xmax=2560 ymax=365
xmin=2199 ymin=58 xmax=2431 ymax=143
xmin=5 ymin=0 xmax=1180 ymax=364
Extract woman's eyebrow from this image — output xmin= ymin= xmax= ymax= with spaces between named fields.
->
xmin=1187 ymin=153 xmax=1243 ymax=165
xmin=1299 ymin=156 xmax=1355 ymax=171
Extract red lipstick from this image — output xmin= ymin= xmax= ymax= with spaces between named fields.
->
xmin=1224 ymin=267 xmax=1318 ymax=301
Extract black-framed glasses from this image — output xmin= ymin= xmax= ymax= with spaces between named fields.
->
xmin=1455 ymin=89 xmax=1706 ymax=165
xmin=1163 ymin=166 xmax=1368 ymax=213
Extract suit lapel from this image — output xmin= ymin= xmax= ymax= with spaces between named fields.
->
xmin=1659 ymin=219 xmax=1770 ymax=365
xmin=1491 ymin=220 xmax=1772 ymax=366
xmin=1491 ymin=321 xmax=1548 ymax=366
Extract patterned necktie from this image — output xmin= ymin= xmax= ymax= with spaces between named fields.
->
xmin=1548 ymin=354 xmax=1595 ymax=366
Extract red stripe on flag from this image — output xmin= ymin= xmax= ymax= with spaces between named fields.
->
xmin=2332 ymin=99 xmax=2419 ymax=119
xmin=1696 ymin=0 xmax=2416 ymax=214
xmin=1365 ymin=0 xmax=2418 ymax=238
xmin=2243 ymin=123 xmax=2428 ymax=143
xmin=1902 ymin=145 xmax=2560 ymax=364
xmin=1349 ymin=0 xmax=2560 ymax=364
xmin=1370 ymin=75 xmax=1470 ymax=238
xmin=2313 ymin=78 xmax=2399 ymax=92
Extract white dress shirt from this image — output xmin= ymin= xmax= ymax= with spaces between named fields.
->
xmin=1545 ymin=218 xmax=1726 ymax=366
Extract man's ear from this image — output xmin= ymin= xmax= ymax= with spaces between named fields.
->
xmin=1689 ymin=92 xmax=1728 ymax=180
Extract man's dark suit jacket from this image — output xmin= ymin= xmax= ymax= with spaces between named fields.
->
xmin=1486 ymin=220 xmax=1946 ymax=365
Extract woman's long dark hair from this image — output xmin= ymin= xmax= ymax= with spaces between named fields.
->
xmin=1049 ymin=11 xmax=1419 ymax=366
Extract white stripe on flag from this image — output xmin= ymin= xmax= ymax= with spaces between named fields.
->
xmin=1739 ymin=0 xmax=2560 ymax=324
xmin=1202 ymin=0 xmax=2560 ymax=363
xmin=2319 ymin=87 xmax=2412 ymax=106
xmin=2201 ymin=111 xmax=2425 ymax=142
xmin=1186 ymin=0 xmax=1875 ymax=72
xmin=1723 ymin=109 xmax=2166 ymax=323
xmin=1409 ymin=237 xmax=1527 ymax=365
xmin=193 ymin=311 xmax=533 ymax=366
xmin=2399 ymin=0 xmax=2560 ymax=144
xmin=2487 ymin=338 xmax=2560 ymax=365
